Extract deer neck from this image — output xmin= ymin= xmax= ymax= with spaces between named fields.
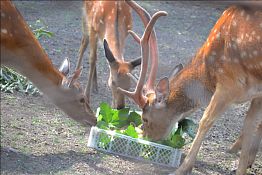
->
xmin=2 ymin=43 xmax=65 ymax=101
xmin=168 ymin=50 xmax=216 ymax=117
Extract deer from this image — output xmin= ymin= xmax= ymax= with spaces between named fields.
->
xmin=113 ymin=1 xmax=262 ymax=175
xmin=1 ymin=0 xmax=97 ymax=126
xmin=75 ymin=1 xmax=141 ymax=109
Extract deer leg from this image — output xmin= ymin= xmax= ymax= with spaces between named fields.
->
xmin=228 ymin=132 xmax=243 ymax=154
xmin=174 ymin=87 xmax=231 ymax=175
xmin=92 ymin=65 xmax=98 ymax=93
xmin=85 ymin=29 xmax=98 ymax=99
xmin=236 ymin=97 xmax=262 ymax=175
xmin=76 ymin=17 xmax=89 ymax=70
xmin=76 ymin=33 xmax=89 ymax=70
xmin=229 ymin=115 xmax=261 ymax=155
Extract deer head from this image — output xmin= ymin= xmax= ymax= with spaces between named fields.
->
xmin=104 ymin=39 xmax=141 ymax=109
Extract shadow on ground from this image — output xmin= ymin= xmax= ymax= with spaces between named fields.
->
xmin=1 ymin=147 xmax=106 ymax=174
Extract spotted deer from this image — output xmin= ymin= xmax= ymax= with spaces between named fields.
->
xmin=76 ymin=1 xmax=141 ymax=109
xmin=1 ymin=0 xmax=96 ymax=126
xmin=116 ymin=1 xmax=262 ymax=174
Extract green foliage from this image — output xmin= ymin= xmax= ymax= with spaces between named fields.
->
xmin=30 ymin=19 xmax=54 ymax=39
xmin=96 ymin=102 xmax=198 ymax=149
xmin=1 ymin=19 xmax=53 ymax=95
xmin=0 ymin=66 xmax=40 ymax=95
xmin=97 ymin=102 xmax=142 ymax=132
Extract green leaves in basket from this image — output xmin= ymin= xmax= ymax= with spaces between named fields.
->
xmin=96 ymin=102 xmax=198 ymax=149
xmin=162 ymin=128 xmax=185 ymax=149
xmin=128 ymin=111 xmax=142 ymax=126
xmin=97 ymin=102 xmax=142 ymax=130
xmin=123 ymin=124 xmax=138 ymax=138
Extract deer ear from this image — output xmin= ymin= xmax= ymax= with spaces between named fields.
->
xmin=59 ymin=58 xmax=70 ymax=76
xmin=103 ymin=39 xmax=116 ymax=63
xmin=169 ymin=63 xmax=183 ymax=78
xmin=129 ymin=57 xmax=141 ymax=69
xmin=68 ymin=67 xmax=82 ymax=87
xmin=155 ymin=77 xmax=169 ymax=108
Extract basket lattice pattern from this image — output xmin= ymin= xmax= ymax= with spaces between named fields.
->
xmin=88 ymin=127 xmax=182 ymax=168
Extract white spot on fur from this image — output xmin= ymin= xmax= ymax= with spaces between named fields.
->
xmin=101 ymin=8 xmax=104 ymax=13
xmin=233 ymin=43 xmax=237 ymax=50
xmin=1 ymin=12 xmax=5 ymax=18
xmin=240 ymin=51 xmax=247 ymax=58
xmin=232 ymin=20 xmax=237 ymax=26
xmin=221 ymin=55 xmax=226 ymax=60
xmin=1 ymin=28 xmax=7 ymax=34
xmin=253 ymin=50 xmax=258 ymax=56
xmin=240 ymin=10 xmax=245 ymax=16
xmin=99 ymin=19 xmax=104 ymax=24
xmin=207 ymin=42 xmax=210 ymax=47
xmin=108 ymin=16 xmax=112 ymax=20
xmin=214 ymin=28 xmax=217 ymax=33
xmin=216 ymin=32 xmax=220 ymax=39
xmin=218 ymin=68 xmax=224 ymax=73
xmin=241 ymin=34 xmax=244 ymax=40
xmin=111 ymin=9 xmax=114 ymax=14
xmin=246 ymin=15 xmax=250 ymax=21
xmin=251 ymin=31 xmax=256 ymax=35
xmin=236 ymin=38 xmax=242 ymax=44
xmin=257 ymin=36 xmax=261 ymax=41
xmin=211 ymin=51 xmax=216 ymax=56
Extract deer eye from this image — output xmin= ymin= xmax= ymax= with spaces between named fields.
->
xmin=142 ymin=118 xmax=148 ymax=123
xmin=79 ymin=98 xmax=85 ymax=103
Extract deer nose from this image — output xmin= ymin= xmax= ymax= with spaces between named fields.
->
xmin=116 ymin=105 xmax=124 ymax=110
xmin=141 ymin=124 xmax=144 ymax=130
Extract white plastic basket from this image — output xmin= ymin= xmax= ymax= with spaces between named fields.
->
xmin=87 ymin=126 xmax=182 ymax=168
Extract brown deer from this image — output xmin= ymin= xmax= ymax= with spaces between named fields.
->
xmin=1 ymin=0 xmax=97 ymax=126
xmin=115 ymin=1 xmax=262 ymax=175
xmin=76 ymin=1 xmax=141 ymax=109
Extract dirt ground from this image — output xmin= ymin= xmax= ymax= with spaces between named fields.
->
xmin=1 ymin=1 xmax=261 ymax=175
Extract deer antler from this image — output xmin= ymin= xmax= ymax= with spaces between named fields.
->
xmin=118 ymin=1 xmax=167 ymax=108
